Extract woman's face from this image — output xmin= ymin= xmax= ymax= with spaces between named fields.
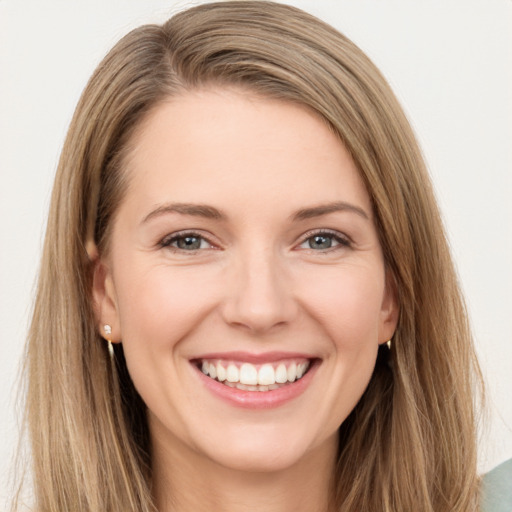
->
xmin=95 ymin=88 xmax=398 ymax=473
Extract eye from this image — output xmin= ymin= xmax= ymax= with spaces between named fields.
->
xmin=298 ymin=230 xmax=350 ymax=251
xmin=160 ymin=232 xmax=213 ymax=251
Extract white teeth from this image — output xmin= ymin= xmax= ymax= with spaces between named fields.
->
xmin=275 ymin=363 xmax=288 ymax=384
xmin=287 ymin=362 xmax=297 ymax=382
xmin=239 ymin=363 xmax=258 ymax=385
xmin=216 ymin=362 xmax=226 ymax=381
xmin=200 ymin=359 xmax=311 ymax=389
xmin=226 ymin=364 xmax=239 ymax=383
xmin=258 ymin=364 xmax=275 ymax=385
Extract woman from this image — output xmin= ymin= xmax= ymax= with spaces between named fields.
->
xmin=15 ymin=1 xmax=485 ymax=511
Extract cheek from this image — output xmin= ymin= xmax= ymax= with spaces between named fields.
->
xmin=112 ymin=262 xmax=223 ymax=427
xmin=299 ymin=266 xmax=385 ymax=426
xmin=295 ymin=263 xmax=386 ymax=348
xmin=113 ymin=262 xmax=221 ymax=353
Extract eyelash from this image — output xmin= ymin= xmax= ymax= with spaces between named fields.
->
xmin=159 ymin=231 xmax=215 ymax=252
xmin=159 ymin=229 xmax=352 ymax=253
xmin=297 ymin=229 xmax=352 ymax=252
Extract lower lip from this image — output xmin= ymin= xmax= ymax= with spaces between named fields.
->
xmin=193 ymin=361 xmax=319 ymax=409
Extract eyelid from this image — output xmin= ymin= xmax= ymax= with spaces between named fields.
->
xmin=158 ymin=228 xmax=351 ymax=253
xmin=296 ymin=228 xmax=352 ymax=250
xmin=159 ymin=230 xmax=219 ymax=251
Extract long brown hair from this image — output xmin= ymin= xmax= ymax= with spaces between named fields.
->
xmin=16 ymin=2 xmax=482 ymax=510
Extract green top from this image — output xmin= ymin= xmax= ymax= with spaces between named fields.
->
xmin=481 ymin=458 xmax=512 ymax=512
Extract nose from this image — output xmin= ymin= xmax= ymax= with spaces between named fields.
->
xmin=221 ymin=248 xmax=298 ymax=334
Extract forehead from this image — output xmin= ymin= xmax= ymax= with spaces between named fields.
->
xmin=122 ymin=88 xmax=371 ymax=217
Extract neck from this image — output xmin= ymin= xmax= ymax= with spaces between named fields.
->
xmin=151 ymin=429 xmax=337 ymax=512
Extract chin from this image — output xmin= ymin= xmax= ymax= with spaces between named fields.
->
xmin=197 ymin=425 xmax=331 ymax=474
xmin=208 ymin=446 xmax=308 ymax=474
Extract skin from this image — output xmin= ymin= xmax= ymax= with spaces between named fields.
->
xmin=93 ymin=88 xmax=398 ymax=512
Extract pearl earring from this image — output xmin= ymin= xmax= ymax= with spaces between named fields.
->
xmin=103 ymin=324 xmax=114 ymax=358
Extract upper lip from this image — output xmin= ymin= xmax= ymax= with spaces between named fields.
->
xmin=191 ymin=351 xmax=318 ymax=364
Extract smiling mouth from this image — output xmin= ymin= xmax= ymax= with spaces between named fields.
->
xmin=196 ymin=359 xmax=312 ymax=392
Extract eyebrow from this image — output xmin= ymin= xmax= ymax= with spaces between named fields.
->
xmin=141 ymin=200 xmax=370 ymax=225
xmin=142 ymin=203 xmax=226 ymax=224
xmin=292 ymin=201 xmax=370 ymax=221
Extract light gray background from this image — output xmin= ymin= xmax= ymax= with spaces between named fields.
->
xmin=1 ymin=0 xmax=511 ymax=503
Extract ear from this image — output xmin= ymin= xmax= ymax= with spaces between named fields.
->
xmin=378 ymin=270 xmax=399 ymax=344
xmin=92 ymin=255 xmax=122 ymax=343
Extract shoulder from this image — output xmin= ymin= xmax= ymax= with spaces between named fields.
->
xmin=481 ymin=458 xmax=512 ymax=512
